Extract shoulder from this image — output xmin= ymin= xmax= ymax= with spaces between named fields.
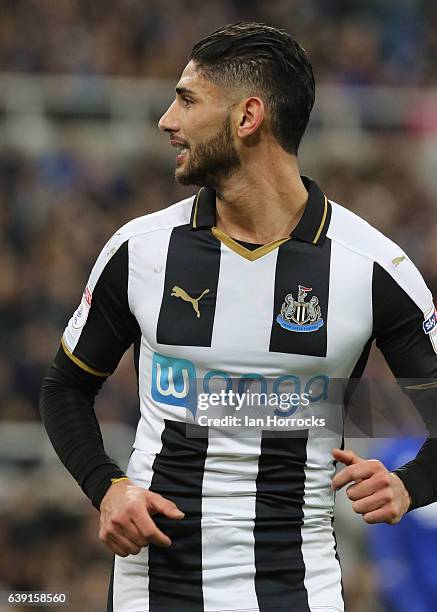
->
xmin=328 ymin=200 xmax=433 ymax=315
xmin=110 ymin=195 xmax=194 ymax=248
xmin=87 ymin=195 xmax=194 ymax=278
xmin=328 ymin=200 xmax=404 ymax=265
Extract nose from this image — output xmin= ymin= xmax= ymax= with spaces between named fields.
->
xmin=158 ymin=100 xmax=180 ymax=133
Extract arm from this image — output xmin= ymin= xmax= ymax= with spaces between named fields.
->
xmin=372 ymin=262 xmax=437 ymax=510
xmin=333 ymin=258 xmax=437 ymax=521
xmin=39 ymin=235 xmax=184 ymax=555
xmin=39 ymin=346 xmax=125 ymax=509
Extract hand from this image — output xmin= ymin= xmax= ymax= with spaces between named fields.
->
xmin=99 ymin=479 xmax=185 ymax=557
xmin=331 ymin=448 xmax=411 ymax=525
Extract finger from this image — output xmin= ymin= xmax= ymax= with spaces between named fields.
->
xmin=351 ymin=491 xmax=388 ymax=515
xmin=363 ymin=505 xmax=400 ymax=525
xmin=346 ymin=477 xmax=379 ymax=501
xmin=332 ymin=462 xmax=377 ymax=491
xmin=103 ymin=511 xmax=149 ymax=548
xmin=332 ymin=448 xmax=363 ymax=466
xmin=147 ymin=492 xmax=185 ymax=519
xmin=147 ymin=526 xmax=173 ymax=548
xmin=120 ymin=519 xmax=151 ymax=548
xmin=107 ymin=532 xmax=142 ymax=556
xmin=346 ymin=469 xmax=392 ymax=501
xmin=104 ymin=540 xmax=131 ymax=557
xmin=132 ymin=513 xmax=172 ymax=548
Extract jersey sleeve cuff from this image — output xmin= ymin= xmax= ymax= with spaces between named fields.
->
xmin=393 ymin=460 xmax=436 ymax=511
xmin=89 ymin=469 xmax=128 ymax=510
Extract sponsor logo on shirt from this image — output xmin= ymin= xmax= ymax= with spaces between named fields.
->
xmin=276 ymin=285 xmax=324 ymax=333
xmin=424 ymin=306 xmax=437 ymax=354
xmin=71 ymin=286 xmax=92 ymax=330
xmin=84 ymin=285 xmax=92 ymax=307
xmin=151 ymin=351 xmax=329 ymax=417
xmin=151 ymin=353 xmax=198 ymax=416
xmin=392 ymin=255 xmax=407 ymax=267
xmin=423 ymin=307 xmax=437 ymax=335
xmin=171 ymin=285 xmax=209 ymax=318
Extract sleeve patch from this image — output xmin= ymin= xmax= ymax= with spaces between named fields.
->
xmin=71 ymin=285 xmax=92 ymax=330
xmin=423 ymin=307 xmax=437 ymax=334
xmin=424 ymin=307 xmax=437 ymax=354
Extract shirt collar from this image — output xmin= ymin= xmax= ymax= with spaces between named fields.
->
xmin=189 ymin=175 xmax=331 ymax=246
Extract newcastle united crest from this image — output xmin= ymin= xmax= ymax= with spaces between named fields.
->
xmin=276 ymin=285 xmax=324 ymax=333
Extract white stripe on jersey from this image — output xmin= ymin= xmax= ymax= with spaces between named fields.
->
xmin=113 ymin=548 xmax=149 ymax=612
xmin=301 ymin=436 xmax=343 ymax=609
xmin=201 ymin=436 xmax=261 ymax=612
xmin=114 ymin=420 xmax=167 ymax=611
xmin=211 ymin=242 xmax=279 ymax=351
xmin=202 ymin=247 xmax=279 ymax=610
xmin=327 ymin=238 xmax=373 ymax=374
xmin=328 ymin=201 xmax=434 ymax=316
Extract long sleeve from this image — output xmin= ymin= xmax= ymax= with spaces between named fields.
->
xmin=372 ymin=261 xmax=437 ymax=510
xmin=39 ymin=232 xmax=140 ymax=508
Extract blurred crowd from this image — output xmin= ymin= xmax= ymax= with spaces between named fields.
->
xmin=1 ymin=2 xmax=437 ymax=611
xmin=0 ymin=486 xmax=112 ymax=612
xmin=0 ymin=148 xmax=193 ymax=427
xmin=0 ymin=0 xmax=436 ymax=85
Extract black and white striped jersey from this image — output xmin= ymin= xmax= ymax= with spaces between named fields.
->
xmin=62 ymin=177 xmax=437 ymax=612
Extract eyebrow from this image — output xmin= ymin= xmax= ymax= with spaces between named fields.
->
xmin=175 ymin=86 xmax=197 ymax=98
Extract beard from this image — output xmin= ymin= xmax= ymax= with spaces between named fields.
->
xmin=175 ymin=114 xmax=241 ymax=190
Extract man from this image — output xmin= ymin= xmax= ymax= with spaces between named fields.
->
xmin=40 ymin=22 xmax=437 ymax=612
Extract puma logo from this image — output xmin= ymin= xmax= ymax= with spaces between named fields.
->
xmin=171 ymin=286 xmax=209 ymax=318
xmin=392 ymin=255 xmax=406 ymax=267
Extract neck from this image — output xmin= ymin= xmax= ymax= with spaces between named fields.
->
xmin=214 ymin=148 xmax=308 ymax=245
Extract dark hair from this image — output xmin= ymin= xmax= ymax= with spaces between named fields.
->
xmin=189 ymin=22 xmax=315 ymax=155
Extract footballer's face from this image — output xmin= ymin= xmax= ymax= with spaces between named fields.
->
xmin=158 ymin=61 xmax=240 ymax=189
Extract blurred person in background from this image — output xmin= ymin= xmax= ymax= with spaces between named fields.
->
xmin=368 ymin=437 xmax=437 ymax=612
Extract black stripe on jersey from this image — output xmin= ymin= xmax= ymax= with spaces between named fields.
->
xmin=72 ymin=240 xmax=140 ymax=374
xmin=157 ymin=225 xmax=221 ymax=346
xmin=148 ymin=420 xmax=208 ymax=612
xmin=254 ymin=431 xmax=310 ymax=612
xmin=343 ymin=338 xmax=373 ymax=433
xmin=269 ymin=239 xmax=331 ymax=356
xmin=373 ymin=263 xmax=437 ymax=378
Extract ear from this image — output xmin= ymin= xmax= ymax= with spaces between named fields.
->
xmin=235 ymin=97 xmax=265 ymax=139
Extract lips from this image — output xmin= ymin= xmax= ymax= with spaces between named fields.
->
xmin=171 ymin=140 xmax=189 ymax=163
xmin=176 ymin=152 xmax=187 ymax=165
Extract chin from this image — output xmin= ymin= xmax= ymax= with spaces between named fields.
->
xmin=174 ymin=170 xmax=193 ymax=186
xmin=174 ymin=165 xmax=197 ymax=186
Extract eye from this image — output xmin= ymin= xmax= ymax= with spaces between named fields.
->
xmin=182 ymin=97 xmax=193 ymax=107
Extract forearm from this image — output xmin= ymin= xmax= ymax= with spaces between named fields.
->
xmin=393 ymin=437 xmax=437 ymax=511
xmin=39 ymin=349 xmax=125 ymax=509
xmin=393 ymin=384 xmax=437 ymax=511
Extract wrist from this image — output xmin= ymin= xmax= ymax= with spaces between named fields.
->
xmin=91 ymin=470 xmax=127 ymax=510
xmin=110 ymin=476 xmax=130 ymax=486
xmin=391 ymin=472 xmax=412 ymax=514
